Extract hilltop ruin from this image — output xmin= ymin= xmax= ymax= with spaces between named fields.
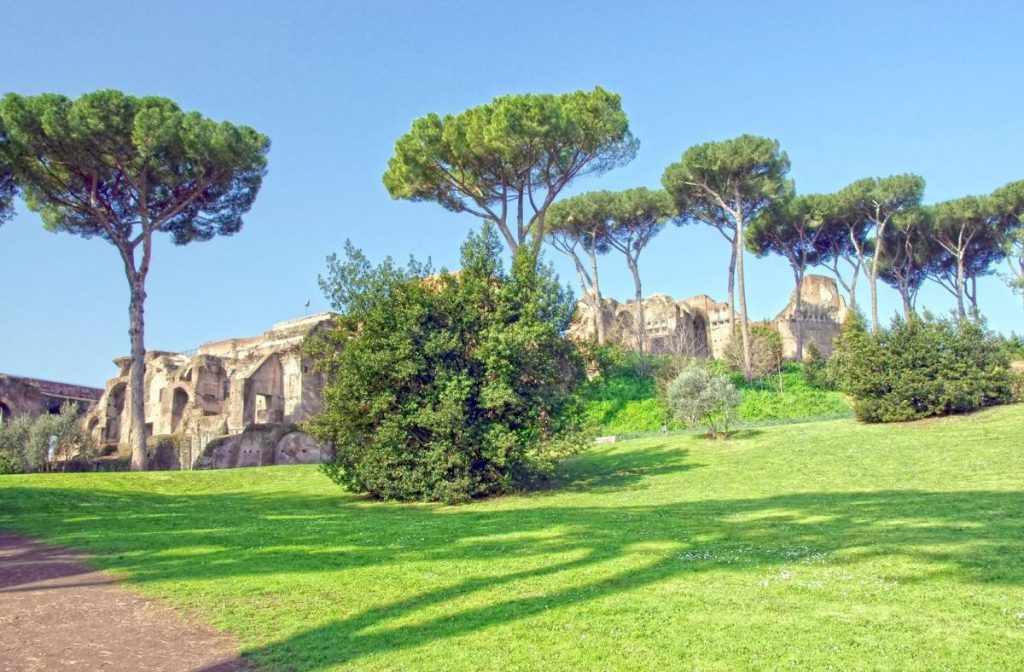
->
xmin=567 ymin=274 xmax=848 ymax=359
xmin=84 ymin=313 xmax=336 ymax=469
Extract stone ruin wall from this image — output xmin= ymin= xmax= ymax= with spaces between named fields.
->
xmin=85 ymin=313 xmax=336 ymax=470
xmin=568 ymin=274 xmax=847 ymax=360
xmin=0 ymin=374 xmax=102 ymax=425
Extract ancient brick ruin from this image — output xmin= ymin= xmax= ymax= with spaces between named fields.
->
xmin=567 ymin=274 xmax=847 ymax=359
xmin=85 ymin=313 xmax=335 ymax=469
xmin=0 ymin=374 xmax=102 ymax=425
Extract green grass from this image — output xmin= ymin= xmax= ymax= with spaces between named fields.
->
xmin=584 ymin=362 xmax=851 ymax=434
xmin=2 ymin=405 xmax=1024 ymax=670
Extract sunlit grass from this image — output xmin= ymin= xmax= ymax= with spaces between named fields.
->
xmin=2 ymin=405 xmax=1023 ymax=670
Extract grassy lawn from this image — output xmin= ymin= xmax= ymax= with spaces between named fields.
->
xmin=2 ymin=405 xmax=1023 ymax=671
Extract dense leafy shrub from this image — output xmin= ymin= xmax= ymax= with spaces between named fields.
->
xmin=0 ymin=402 xmax=95 ymax=473
xmin=834 ymin=311 xmax=1016 ymax=423
xmin=306 ymin=225 xmax=586 ymax=503
xmin=802 ymin=342 xmax=836 ymax=390
xmin=665 ymin=364 xmax=740 ymax=438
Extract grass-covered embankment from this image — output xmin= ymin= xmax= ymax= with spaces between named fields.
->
xmin=584 ymin=361 xmax=851 ymax=434
xmin=2 ymin=404 xmax=1023 ymax=670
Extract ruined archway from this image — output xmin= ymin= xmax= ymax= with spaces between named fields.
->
xmin=105 ymin=383 xmax=126 ymax=445
xmin=0 ymin=401 xmax=11 ymax=427
xmin=171 ymin=388 xmax=189 ymax=433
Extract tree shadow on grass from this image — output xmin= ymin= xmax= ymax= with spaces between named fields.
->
xmin=1 ymin=444 xmax=1023 ymax=670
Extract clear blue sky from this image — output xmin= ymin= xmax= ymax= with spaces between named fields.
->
xmin=2 ymin=0 xmax=1022 ymax=386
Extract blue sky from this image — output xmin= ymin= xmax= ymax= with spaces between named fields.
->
xmin=2 ymin=0 xmax=1022 ymax=386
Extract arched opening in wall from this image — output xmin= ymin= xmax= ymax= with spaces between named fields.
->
xmin=171 ymin=388 xmax=189 ymax=433
xmin=0 ymin=401 xmax=11 ymax=427
xmin=48 ymin=404 xmax=62 ymax=415
xmin=691 ymin=314 xmax=710 ymax=358
xmin=105 ymin=383 xmax=126 ymax=445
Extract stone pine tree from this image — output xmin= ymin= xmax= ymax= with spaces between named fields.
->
xmin=663 ymin=135 xmax=792 ymax=380
xmin=382 ymin=87 xmax=638 ymax=259
xmin=602 ymin=188 xmax=674 ymax=353
xmin=835 ymin=175 xmax=925 ymax=331
xmin=747 ymin=194 xmax=831 ymax=361
xmin=990 ymin=180 xmax=1024 ymax=308
xmin=546 ymin=193 xmax=613 ymax=344
xmin=877 ymin=208 xmax=932 ymax=319
xmin=926 ymin=196 xmax=998 ymax=319
xmin=1 ymin=90 xmax=270 ymax=471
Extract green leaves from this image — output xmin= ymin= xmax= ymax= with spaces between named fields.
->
xmin=383 ymin=87 xmax=638 ymax=252
xmin=0 ymin=89 xmax=270 ymax=247
xmin=662 ymin=134 xmax=792 ymax=226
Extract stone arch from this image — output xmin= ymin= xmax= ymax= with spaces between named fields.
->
xmin=171 ymin=387 xmax=190 ymax=433
xmin=105 ymin=383 xmax=126 ymax=444
xmin=0 ymin=400 xmax=11 ymax=426
xmin=48 ymin=403 xmax=62 ymax=415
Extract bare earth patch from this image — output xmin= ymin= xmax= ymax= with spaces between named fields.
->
xmin=0 ymin=531 xmax=250 ymax=672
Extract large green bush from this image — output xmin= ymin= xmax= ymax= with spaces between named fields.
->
xmin=306 ymin=225 xmax=586 ymax=503
xmin=833 ymin=311 xmax=1016 ymax=423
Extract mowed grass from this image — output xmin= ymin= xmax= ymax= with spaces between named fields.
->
xmin=2 ymin=406 xmax=1024 ymax=671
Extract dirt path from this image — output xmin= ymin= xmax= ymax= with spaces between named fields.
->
xmin=0 ymin=531 xmax=251 ymax=672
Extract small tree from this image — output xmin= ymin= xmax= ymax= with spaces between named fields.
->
xmin=0 ymin=403 xmax=95 ymax=473
xmin=665 ymin=364 xmax=740 ymax=438
xmin=723 ymin=323 xmax=783 ymax=383
xmin=1 ymin=90 xmax=270 ymax=470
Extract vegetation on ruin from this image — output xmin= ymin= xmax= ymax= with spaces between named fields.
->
xmin=2 ymin=405 xmax=1023 ymax=670
xmin=306 ymin=225 xmax=587 ymax=503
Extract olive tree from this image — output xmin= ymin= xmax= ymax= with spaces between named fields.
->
xmin=1 ymin=90 xmax=270 ymax=470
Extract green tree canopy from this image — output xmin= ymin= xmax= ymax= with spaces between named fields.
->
xmin=662 ymin=134 xmax=792 ymax=379
xmin=1 ymin=89 xmax=270 ymax=470
xmin=382 ymin=87 xmax=637 ymax=255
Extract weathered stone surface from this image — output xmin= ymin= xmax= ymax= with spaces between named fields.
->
xmin=0 ymin=373 xmax=101 ymax=424
xmin=568 ymin=274 xmax=846 ymax=360
xmin=194 ymin=424 xmax=331 ymax=470
xmin=85 ymin=313 xmax=335 ymax=468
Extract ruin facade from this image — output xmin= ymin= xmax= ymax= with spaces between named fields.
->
xmin=85 ymin=313 xmax=335 ymax=468
xmin=568 ymin=274 xmax=848 ymax=360
xmin=0 ymin=374 xmax=102 ymax=425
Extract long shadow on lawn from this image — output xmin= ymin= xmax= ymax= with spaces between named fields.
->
xmin=1 ymin=443 xmax=1023 ymax=670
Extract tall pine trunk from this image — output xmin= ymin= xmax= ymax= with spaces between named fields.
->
xmin=955 ymin=255 xmax=967 ymax=319
xmin=735 ymin=216 xmax=753 ymax=381
xmin=628 ymin=257 xmax=646 ymax=353
xmin=726 ymin=240 xmax=737 ymax=340
xmin=589 ymin=246 xmax=605 ymax=344
xmin=793 ymin=267 xmax=805 ymax=362
xmin=127 ymin=281 xmax=148 ymax=471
